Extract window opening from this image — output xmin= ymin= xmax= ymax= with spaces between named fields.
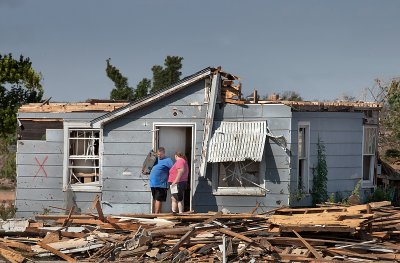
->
xmin=68 ymin=129 xmax=100 ymax=186
xmin=218 ymin=160 xmax=260 ymax=188
xmin=297 ymin=124 xmax=309 ymax=192
xmin=363 ymin=126 xmax=377 ymax=183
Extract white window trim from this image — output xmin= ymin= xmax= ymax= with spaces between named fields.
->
xmin=361 ymin=125 xmax=377 ymax=188
xmin=152 ymin=122 xmax=196 ymax=212
xmin=63 ymin=122 xmax=103 ymax=192
xmin=211 ymin=155 xmax=266 ymax=196
xmin=297 ymin=121 xmax=310 ymax=193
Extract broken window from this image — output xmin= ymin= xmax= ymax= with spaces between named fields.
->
xmin=297 ymin=123 xmax=310 ymax=192
xmin=363 ymin=126 xmax=377 ymax=184
xmin=218 ymin=160 xmax=260 ymax=188
xmin=67 ymin=129 xmax=101 ymax=187
xmin=17 ymin=119 xmax=63 ymax=140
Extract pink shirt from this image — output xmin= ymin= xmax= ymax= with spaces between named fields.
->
xmin=168 ymin=158 xmax=189 ymax=183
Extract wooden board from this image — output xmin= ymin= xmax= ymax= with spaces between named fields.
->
xmin=141 ymin=150 xmax=156 ymax=175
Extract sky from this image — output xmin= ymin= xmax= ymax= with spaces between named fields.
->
xmin=1 ymin=0 xmax=400 ymax=102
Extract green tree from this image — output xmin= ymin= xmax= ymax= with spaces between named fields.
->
xmin=0 ymin=54 xmax=43 ymax=181
xmin=151 ymin=56 xmax=183 ymax=93
xmin=106 ymin=58 xmax=134 ymax=100
xmin=106 ymin=56 xmax=183 ymax=99
xmin=280 ymin=91 xmax=303 ymax=101
xmin=312 ymin=137 xmax=328 ymax=206
xmin=378 ymin=79 xmax=400 ymax=151
xmin=0 ymin=54 xmax=43 ymax=135
xmin=151 ymin=65 xmax=166 ymax=93
xmin=135 ymin=78 xmax=150 ymax=99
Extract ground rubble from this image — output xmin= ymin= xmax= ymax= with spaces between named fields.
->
xmin=0 ymin=200 xmax=400 ymax=262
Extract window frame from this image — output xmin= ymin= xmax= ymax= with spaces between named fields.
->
xmin=362 ymin=125 xmax=377 ymax=188
xmin=297 ymin=121 xmax=310 ymax=193
xmin=63 ymin=122 xmax=103 ymax=192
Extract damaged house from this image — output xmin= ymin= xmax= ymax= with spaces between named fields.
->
xmin=15 ymin=67 xmax=381 ymax=217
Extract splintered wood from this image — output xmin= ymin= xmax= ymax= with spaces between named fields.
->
xmin=1 ymin=201 xmax=400 ymax=262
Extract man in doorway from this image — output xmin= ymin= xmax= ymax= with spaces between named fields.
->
xmin=149 ymin=147 xmax=173 ymax=213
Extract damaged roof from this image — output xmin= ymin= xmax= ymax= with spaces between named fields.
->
xmin=90 ymin=67 xmax=214 ymax=127
xmin=18 ymin=67 xmax=383 ymax=122
xmin=18 ymin=102 xmax=129 ymax=113
xmin=256 ymin=100 xmax=383 ymax=112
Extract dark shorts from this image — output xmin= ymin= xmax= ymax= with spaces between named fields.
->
xmin=170 ymin=181 xmax=187 ymax=202
xmin=151 ymin=187 xmax=168 ymax=202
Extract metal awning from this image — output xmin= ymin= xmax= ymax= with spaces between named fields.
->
xmin=207 ymin=121 xmax=268 ymax=163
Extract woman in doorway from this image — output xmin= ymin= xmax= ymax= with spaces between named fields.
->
xmin=168 ymin=151 xmax=189 ymax=213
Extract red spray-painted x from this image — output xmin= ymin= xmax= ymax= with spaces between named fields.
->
xmin=34 ymin=156 xmax=48 ymax=178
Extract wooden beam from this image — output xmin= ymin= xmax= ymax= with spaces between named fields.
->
xmin=0 ymin=247 xmax=25 ymax=263
xmin=35 ymin=214 xmax=95 ymax=220
xmin=37 ymin=241 xmax=76 ymax=262
xmin=93 ymin=195 xmax=105 ymax=222
xmin=202 ymin=211 xmax=223 ymax=225
xmin=218 ymin=228 xmax=253 ymax=243
xmin=62 ymin=206 xmax=75 ymax=227
xmin=171 ymin=227 xmax=196 ymax=253
xmin=292 ymin=230 xmax=322 ymax=260
xmin=0 ymin=238 xmax=31 ymax=252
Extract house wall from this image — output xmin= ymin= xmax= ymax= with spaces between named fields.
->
xmin=290 ymin=112 xmax=365 ymax=206
xmin=193 ymin=103 xmax=292 ymax=213
xmin=101 ymin=80 xmax=208 ymax=214
xmin=15 ymin=112 xmax=106 ymax=218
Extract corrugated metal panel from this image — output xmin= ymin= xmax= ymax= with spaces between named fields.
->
xmin=207 ymin=121 xmax=267 ymax=163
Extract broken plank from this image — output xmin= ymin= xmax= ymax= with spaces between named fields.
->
xmin=37 ymin=241 xmax=76 ymax=262
xmin=292 ymin=230 xmax=322 ymax=260
xmin=0 ymin=238 xmax=31 ymax=252
xmin=279 ymin=224 xmax=356 ymax=233
xmin=62 ymin=206 xmax=75 ymax=227
xmin=171 ymin=227 xmax=196 ymax=253
xmin=201 ymin=211 xmax=223 ymax=225
xmin=218 ymin=228 xmax=254 ymax=243
xmin=92 ymin=194 xmax=106 ymax=222
xmin=36 ymin=214 xmax=95 ymax=220
xmin=0 ymin=246 xmax=25 ymax=263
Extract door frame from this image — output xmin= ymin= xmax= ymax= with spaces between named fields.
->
xmin=152 ymin=122 xmax=196 ymax=212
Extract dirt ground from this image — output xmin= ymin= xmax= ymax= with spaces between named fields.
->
xmin=0 ymin=190 xmax=15 ymax=205
xmin=0 ymin=178 xmax=16 ymax=206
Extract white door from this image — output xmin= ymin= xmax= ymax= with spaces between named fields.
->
xmin=157 ymin=126 xmax=187 ymax=213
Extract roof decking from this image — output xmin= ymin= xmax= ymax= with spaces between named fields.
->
xmin=18 ymin=102 xmax=129 ymax=113
xmin=257 ymin=100 xmax=382 ymax=112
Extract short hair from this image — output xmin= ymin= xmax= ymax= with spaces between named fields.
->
xmin=158 ymin=147 xmax=165 ymax=153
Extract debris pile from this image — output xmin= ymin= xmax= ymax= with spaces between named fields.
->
xmin=1 ymin=201 xmax=400 ymax=262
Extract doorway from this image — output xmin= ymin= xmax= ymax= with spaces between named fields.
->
xmin=153 ymin=123 xmax=195 ymax=213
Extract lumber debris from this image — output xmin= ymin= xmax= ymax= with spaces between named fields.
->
xmin=2 ymin=201 xmax=400 ymax=262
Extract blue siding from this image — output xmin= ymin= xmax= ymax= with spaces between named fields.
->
xmin=290 ymin=112 xmax=365 ymax=207
xmin=101 ymin=80 xmax=208 ymax=214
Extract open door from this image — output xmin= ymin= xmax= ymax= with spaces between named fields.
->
xmin=154 ymin=124 xmax=194 ymax=213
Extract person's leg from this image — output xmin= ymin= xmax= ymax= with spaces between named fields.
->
xmin=154 ymin=188 xmax=167 ymax=213
xmin=171 ymin=195 xmax=178 ymax=213
xmin=151 ymin=188 xmax=156 ymax=213
xmin=177 ymin=199 xmax=184 ymax=213
xmin=154 ymin=200 xmax=162 ymax=214
xmin=176 ymin=182 xmax=186 ymax=213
